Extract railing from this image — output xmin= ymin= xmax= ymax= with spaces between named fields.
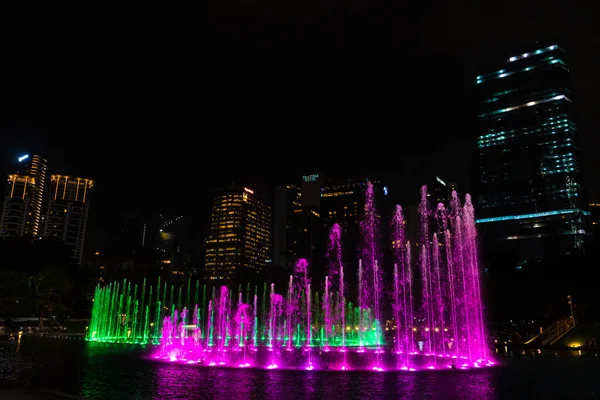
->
xmin=540 ymin=316 xmax=575 ymax=346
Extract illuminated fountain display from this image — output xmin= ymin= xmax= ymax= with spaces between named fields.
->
xmin=87 ymin=184 xmax=494 ymax=371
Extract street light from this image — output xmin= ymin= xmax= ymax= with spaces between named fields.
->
xmin=567 ymin=295 xmax=575 ymax=326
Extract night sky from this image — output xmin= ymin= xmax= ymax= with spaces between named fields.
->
xmin=1 ymin=1 xmax=598 ymax=249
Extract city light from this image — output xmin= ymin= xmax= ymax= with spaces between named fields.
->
xmin=18 ymin=154 xmax=29 ymax=162
xmin=244 ymin=187 xmax=254 ymax=194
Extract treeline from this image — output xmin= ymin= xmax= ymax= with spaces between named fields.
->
xmin=0 ymin=237 xmax=95 ymax=320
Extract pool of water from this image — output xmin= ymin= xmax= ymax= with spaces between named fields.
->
xmin=1 ymin=336 xmax=599 ymax=399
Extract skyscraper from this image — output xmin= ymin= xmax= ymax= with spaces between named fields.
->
xmin=0 ymin=154 xmax=47 ymax=238
xmin=204 ymin=186 xmax=272 ymax=281
xmin=273 ymin=175 xmax=390 ymax=278
xmin=43 ymin=174 xmax=94 ymax=264
xmin=474 ymin=43 xmax=589 ymax=263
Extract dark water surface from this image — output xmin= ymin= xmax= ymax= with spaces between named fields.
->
xmin=1 ymin=336 xmax=599 ymax=399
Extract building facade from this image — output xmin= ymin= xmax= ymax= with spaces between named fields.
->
xmin=205 ymin=186 xmax=271 ymax=281
xmin=273 ymin=175 xmax=390 ymax=277
xmin=473 ymin=43 xmax=589 ymax=264
xmin=43 ymin=174 xmax=93 ymax=264
xmin=0 ymin=154 xmax=47 ymax=238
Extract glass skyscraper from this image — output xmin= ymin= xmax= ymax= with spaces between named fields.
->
xmin=474 ymin=43 xmax=590 ymax=263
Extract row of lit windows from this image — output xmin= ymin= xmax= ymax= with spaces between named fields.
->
xmin=477 ymin=94 xmax=571 ymax=119
xmin=478 ymin=118 xmax=571 ymax=145
xmin=475 ymin=53 xmax=566 ymax=84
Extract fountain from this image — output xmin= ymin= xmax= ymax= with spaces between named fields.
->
xmin=87 ymin=184 xmax=494 ymax=371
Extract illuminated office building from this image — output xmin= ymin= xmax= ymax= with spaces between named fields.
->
xmin=0 ymin=154 xmax=47 ymax=238
xmin=474 ymin=43 xmax=590 ymax=263
xmin=205 ymin=186 xmax=271 ymax=281
xmin=321 ymin=178 xmax=389 ymax=229
xmin=43 ymin=175 xmax=93 ymax=264
xmin=274 ymin=175 xmax=390 ymax=275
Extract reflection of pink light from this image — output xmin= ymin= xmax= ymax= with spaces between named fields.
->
xmin=238 ymin=363 xmax=251 ymax=368
xmin=208 ymin=362 xmax=217 ymax=366
xmin=427 ymin=366 xmax=435 ymax=370
xmin=306 ymin=364 xmax=314 ymax=370
xmin=409 ymin=368 xmax=417 ymax=371
xmin=266 ymin=363 xmax=278 ymax=369
xmin=372 ymin=366 xmax=384 ymax=371
xmin=341 ymin=365 xmax=348 ymax=370
xmin=186 ymin=360 xmax=196 ymax=364
xmin=400 ymin=366 xmax=409 ymax=370
xmin=218 ymin=362 xmax=226 ymax=365
xmin=357 ymin=349 xmax=365 ymax=353
xmin=338 ymin=349 xmax=347 ymax=353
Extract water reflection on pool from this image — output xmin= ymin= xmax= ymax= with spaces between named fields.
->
xmin=1 ymin=337 xmax=598 ymax=399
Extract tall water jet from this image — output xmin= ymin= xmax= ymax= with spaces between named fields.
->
xmin=359 ymin=181 xmax=381 ymax=351
xmin=217 ymin=286 xmax=229 ymax=362
xmin=432 ymin=232 xmax=445 ymax=356
xmin=405 ymin=241 xmax=414 ymax=366
xmin=323 ymin=276 xmax=331 ymax=350
xmin=306 ymin=283 xmax=313 ymax=369
xmin=267 ymin=289 xmax=283 ymax=369
xmin=253 ymin=294 xmax=258 ymax=348
xmin=268 ymin=284 xmax=276 ymax=349
xmin=451 ymin=191 xmax=472 ymax=361
xmin=293 ymin=259 xmax=311 ymax=351
xmin=418 ymin=185 xmax=435 ymax=354
xmin=326 ymin=223 xmax=344 ymax=353
xmin=286 ymin=275 xmax=294 ymax=349
xmin=328 ymin=223 xmax=347 ymax=366
xmin=373 ymin=260 xmax=382 ymax=368
xmin=357 ymin=260 xmax=364 ymax=349
xmin=391 ymin=205 xmax=405 ymax=356
xmin=235 ymin=303 xmax=251 ymax=367
xmin=463 ymin=194 xmax=487 ymax=362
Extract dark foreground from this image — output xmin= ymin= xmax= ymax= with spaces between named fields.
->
xmin=1 ymin=336 xmax=599 ymax=399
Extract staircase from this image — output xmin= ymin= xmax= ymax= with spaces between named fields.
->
xmin=540 ymin=316 xmax=575 ymax=346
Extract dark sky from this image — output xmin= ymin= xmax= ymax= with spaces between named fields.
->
xmin=1 ymin=1 xmax=598 ymax=247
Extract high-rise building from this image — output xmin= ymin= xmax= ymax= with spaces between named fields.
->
xmin=473 ymin=43 xmax=590 ymax=263
xmin=0 ymin=154 xmax=47 ymax=238
xmin=205 ymin=186 xmax=272 ymax=281
xmin=273 ymin=176 xmax=390 ymax=277
xmin=43 ymin=174 xmax=93 ymax=264
xmin=158 ymin=214 xmax=194 ymax=279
